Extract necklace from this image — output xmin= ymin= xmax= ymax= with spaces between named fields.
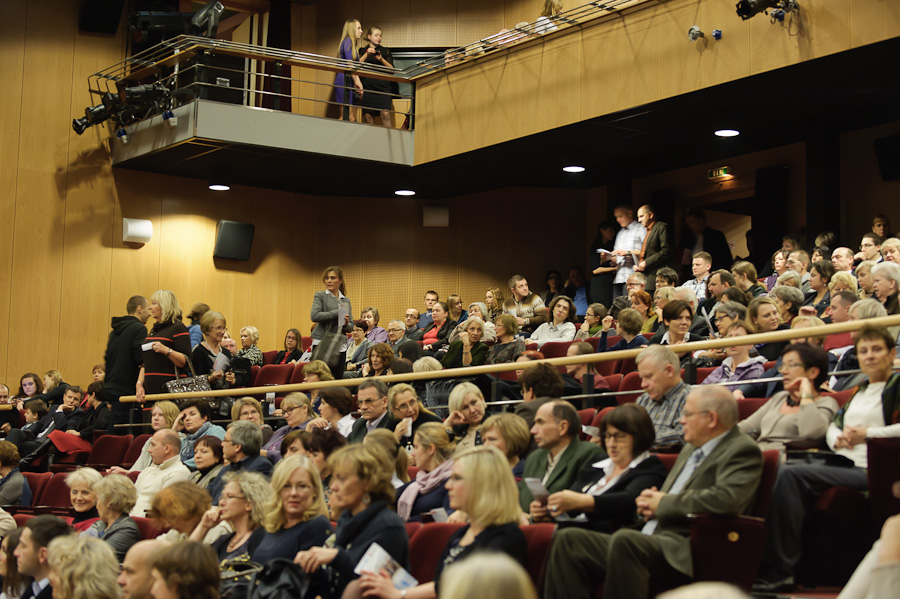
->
xmin=227 ymin=530 xmax=251 ymax=552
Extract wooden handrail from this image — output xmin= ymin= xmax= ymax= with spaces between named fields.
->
xmin=119 ymin=314 xmax=900 ymax=402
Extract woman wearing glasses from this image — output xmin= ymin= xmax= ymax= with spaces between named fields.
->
xmin=261 ymin=393 xmax=316 ymax=463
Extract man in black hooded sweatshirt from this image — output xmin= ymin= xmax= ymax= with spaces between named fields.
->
xmin=104 ymin=295 xmax=149 ymax=434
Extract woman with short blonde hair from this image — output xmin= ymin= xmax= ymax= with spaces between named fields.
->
xmin=64 ymin=467 xmax=102 ymax=532
xmin=828 ymin=271 xmax=859 ymax=295
xmin=481 ymin=413 xmax=531 ymax=474
xmin=48 ymin=535 xmax=119 ymax=599
xmin=397 ymin=422 xmax=456 ymax=522
xmin=88 ymin=473 xmax=140 ymax=561
xmin=445 ymin=382 xmax=487 ymax=454
xmin=237 ymin=325 xmax=264 ymax=366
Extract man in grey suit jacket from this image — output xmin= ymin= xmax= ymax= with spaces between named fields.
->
xmin=636 ymin=204 xmax=674 ymax=294
xmin=543 ymin=385 xmax=763 ymax=599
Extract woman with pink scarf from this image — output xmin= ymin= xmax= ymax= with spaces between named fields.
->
xmin=396 ymin=423 xmax=455 ymax=522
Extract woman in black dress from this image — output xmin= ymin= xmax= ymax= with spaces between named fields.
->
xmin=191 ymin=311 xmax=235 ymax=390
xmin=358 ymin=26 xmax=395 ymax=127
xmin=136 ymin=290 xmax=191 ymax=401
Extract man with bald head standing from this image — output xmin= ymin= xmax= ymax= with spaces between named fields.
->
xmin=635 ymin=205 xmax=674 ymax=294
xmin=543 ymin=385 xmax=763 ymax=599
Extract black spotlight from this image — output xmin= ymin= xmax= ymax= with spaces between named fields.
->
xmin=735 ymin=0 xmax=780 ymax=20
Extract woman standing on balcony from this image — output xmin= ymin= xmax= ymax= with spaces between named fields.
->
xmin=359 ymin=26 xmax=396 ymax=128
xmin=335 ymin=19 xmax=364 ymax=122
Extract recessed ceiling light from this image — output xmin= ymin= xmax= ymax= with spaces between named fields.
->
xmin=208 ymin=183 xmax=230 ymax=191
xmin=714 ymin=129 xmax=740 ymax=138
xmin=562 ymin=165 xmax=586 ymax=173
xmin=395 ymin=189 xmax=416 ymax=196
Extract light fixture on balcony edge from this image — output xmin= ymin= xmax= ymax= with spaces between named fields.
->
xmin=395 ymin=189 xmax=416 ymax=196
xmin=563 ymin=165 xmax=586 ymax=173
xmin=209 ymin=183 xmax=230 ymax=191
xmin=715 ymin=129 xmax=740 ymax=138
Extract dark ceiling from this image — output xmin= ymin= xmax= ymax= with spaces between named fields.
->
xmin=115 ymin=36 xmax=900 ymax=199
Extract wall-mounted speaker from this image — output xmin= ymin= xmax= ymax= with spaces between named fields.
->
xmin=79 ymin=0 xmax=126 ymax=34
xmin=874 ymin=133 xmax=900 ymax=182
xmin=214 ymin=220 xmax=255 ymax=261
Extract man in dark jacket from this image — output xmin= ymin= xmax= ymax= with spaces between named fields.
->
xmin=104 ymin=295 xmax=149 ymax=434
xmin=635 ymin=205 xmax=674 ymax=295
xmin=208 ymin=420 xmax=273 ymax=503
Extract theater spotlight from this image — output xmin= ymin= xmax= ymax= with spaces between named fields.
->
xmin=735 ymin=0 xmax=798 ymax=21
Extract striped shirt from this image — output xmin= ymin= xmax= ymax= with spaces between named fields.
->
xmin=637 ymin=380 xmax=690 ymax=447
xmin=613 ymin=220 xmax=646 ymax=284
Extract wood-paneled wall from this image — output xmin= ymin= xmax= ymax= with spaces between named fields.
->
xmin=414 ymin=0 xmax=900 ymax=164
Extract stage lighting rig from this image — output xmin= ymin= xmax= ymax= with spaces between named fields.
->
xmin=735 ymin=0 xmax=798 ymax=21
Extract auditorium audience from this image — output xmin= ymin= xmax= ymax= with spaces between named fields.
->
xmin=575 ymin=302 xmax=607 ymax=339
xmin=529 ymin=295 xmax=577 ymax=348
xmin=388 ymin=383 xmax=441 ymax=454
xmin=397 ymin=422 xmax=455 ymax=522
xmin=448 ymin=302 xmax=496 ymax=344
xmin=441 ymin=317 xmax=489 ymax=367
xmin=362 ymin=343 xmax=394 ymax=377
xmin=787 ymin=251 xmax=812 ymax=292
xmin=361 ymin=307 xmax=388 ymax=344
xmin=306 ymin=386 xmax=356 ymax=437
xmin=35 ymin=370 xmax=68 ymax=407
xmin=110 ymin=400 xmax=179 ymax=474
xmin=855 ymin=259 xmax=876 ymax=298
xmin=596 ymin=309 xmax=649 ymax=354
xmin=11 ymin=373 xmax=42 ymax=411
xmin=882 ymin=237 xmax=900 ymax=263
xmin=236 ymin=325 xmax=264 ymax=366
xmin=504 ymin=275 xmax=548 ymax=334
xmin=386 ymin=320 xmax=407 ymax=355
xmin=746 ymin=296 xmax=789 ymax=361
xmin=193 ymin=470 xmax=271 ymax=562
xmin=344 ymin=319 xmax=372 ymax=375
xmin=635 ymin=345 xmax=689 ymax=449
xmin=131 ymin=429 xmax=190 ymax=518
xmin=348 ymin=380 xmax=397 ymax=444
xmin=86 ymin=473 xmax=140 ymax=561
xmin=828 ymin=271 xmax=859 ymax=297
xmin=803 ymin=260 xmax=835 ymax=317
xmin=871 ymin=261 xmax=900 ymax=314
xmin=732 ymin=261 xmax=766 ymax=298
xmin=486 ymin=314 xmax=526 ymax=364
xmin=764 ymin=249 xmax=790 ymax=291
xmin=485 ymin=287 xmax=505 ymax=321
xmin=136 ymin=290 xmax=190 ymax=399
xmin=776 ymin=269 xmax=802 ymax=289
xmin=63 ymin=467 xmax=101 ymax=531
xmin=301 ymin=428 xmax=348 ymax=510
xmin=47 ymin=535 xmax=120 ymax=599
xmin=151 ymin=481 xmax=229 ymax=543
xmin=262 ymin=392 xmax=316 ymax=462
xmin=1 ymin=528 xmax=29 ymax=599
xmin=771 ymin=285 xmax=804 ymax=326
xmin=629 ymin=290 xmax=657 ymax=333
xmin=150 ymin=541 xmax=220 ymax=599
xmin=364 ymin=430 xmax=410 ymax=489
xmin=208 ymin=420 xmax=273 ymax=503
xmin=564 ymin=342 xmax=611 ymax=393
xmin=480 ymin=413 xmax=531 ymax=481
xmin=301 ymin=360 xmax=334 ymax=409
xmin=514 ymin=363 xmax=565 ymax=431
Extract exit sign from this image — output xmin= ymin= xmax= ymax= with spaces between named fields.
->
xmin=708 ymin=166 xmax=731 ymax=179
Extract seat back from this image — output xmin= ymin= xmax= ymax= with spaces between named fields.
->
xmin=584 ymin=337 xmax=600 ymax=351
xmin=603 ymin=374 xmax=622 ymax=393
xmin=249 ymin=364 xmax=261 ymax=387
xmin=127 ymin=471 xmax=141 ymax=483
xmin=618 ymin=357 xmax=638 ymax=375
xmin=13 ymin=513 xmax=34 ymax=527
xmin=695 ymin=367 xmax=716 ymax=384
xmin=133 ymin=516 xmax=164 ymax=540
xmin=408 ymin=523 xmax=465 ymax=583
xmin=750 ymin=450 xmax=781 ymax=518
xmin=86 ymin=434 xmax=133 ymax=468
xmin=589 ymin=406 xmax=616 ymax=432
xmin=578 ymin=409 xmax=597 ymax=440
xmin=407 ymin=466 xmax=420 ymax=481
xmin=39 ymin=473 xmax=72 ymax=508
xmin=521 ymin=523 xmax=556 ymax=589
xmin=289 ymin=362 xmax=310 ymax=385
xmin=867 ymin=437 xmax=900 ymax=525
xmin=605 ymin=335 xmax=622 ymax=348
xmin=262 ymin=351 xmax=278 ymax=365
xmin=824 ymin=389 xmax=854 ymax=407
xmin=254 ymin=364 xmax=294 ymax=387
xmin=737 ymin=398 xmax=768 ymax=421
xmin=617 ymin=371 xmax=643 ymax=404
xmin=122 ymin=434 xmax=152 ymax=468
xmin=541 ymin=341 xmax=574 ymax=359
xmin=498 ymin=369 xmax=519 ymax=382
xmin=301 ymin=336 xmax=313 ymax=351
xmin=655 ymin=453 xmax=679 ymax=472
xmin=22 ymin=472 xmax=52 ymax=506
xmin=594 ymin=357 xmax=618 ymax=377
xmin=405 ymin=521 xmax=423 ymax=540
xmin=524 ymin=342 xmax=538 ymax=352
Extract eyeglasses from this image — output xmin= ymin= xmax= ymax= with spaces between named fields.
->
xmin=283 ymin=406 xmax=304 ymax=415
xmin=357 ymin=398 xmax=383 ymax=406
xmin=222 ymin=438 xmax=233 ymax=444
xmin=221 ymin=493 xmax=245 ymax=501
xmin=604 ymin=432 xmax=629 ymax=442
xmin=779 ymin=362 xmax=804 ymax=371
xmin=626 ymin=282 xmax=642 ymax=288
xmin=387 ymin=328 xmax=404 ymax=332
xmin=682 ymin=410 xmax=710 ymax=418
xmin=860 ymin=243 xmax=876 ymax=249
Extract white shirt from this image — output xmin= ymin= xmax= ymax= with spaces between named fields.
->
xmin=131 ymin=454 xmax=191 ymax=517
xmin=584 ymin=451 xmax=651 ymax=496
xmin=336 ymin=413 xmax=355 ymax=437
xmin=530 ymin=321 xmax=577 ymax=348
xmin=825 ymin=382 xmax=900 ymax=467
xmin=612 ymin=220 xmax=646 ymax=284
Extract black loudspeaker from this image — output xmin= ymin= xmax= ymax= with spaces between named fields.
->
xmin=214 ymin=221 xmax=255 ymax=261
xmin=178 ymin=51 xmax=248 ymax=105
xmin=874 ymin=133 xmax=900 ymax=182
xmin=79 ymin=0 xmax=126 ymax=34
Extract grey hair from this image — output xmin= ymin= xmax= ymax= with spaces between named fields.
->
xmin=673 ymin=286 xmax=698 ymax=309
xmin=448 ymin=382 xmax=484 ymax=413
xmin=872 ymin=261 xmax=900 ymax=288
xmin=770 ymin=285 xmax=804 ymax=308
xmin=228 ymin=419 xmax=263 ymax=456
xmin=714 ymin=301 xmax=748 ymax=321
xmin=850 ymin=298 xmax=888 ymax=320
xmin=467 ymin=302 xmax=490 ymax=320
xmin=223 ymin=470 xmax=273 ymax=529
xmin=413 ymin=357 xmax=443 ymax=372
xmin=464 ymin=316 xmax=485 ymax=332
xmin=776 ymin=270 xmax=802 ymax=287
xmin=691 ymin=385 xmax=739 ymax=428
xmin=388 ymin=319 xmax=405 ymax=331
xmin=635 ymin=344 xmax=679 ymax=371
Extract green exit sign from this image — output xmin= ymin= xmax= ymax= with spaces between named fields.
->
xmin=708 ymin=166 xmax=730 ymax=179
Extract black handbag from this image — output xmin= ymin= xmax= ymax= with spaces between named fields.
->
xmin=220 ymin=555 xmax=263 ymax=599
xmin=247 ymin=558 xmax=311 ymax=599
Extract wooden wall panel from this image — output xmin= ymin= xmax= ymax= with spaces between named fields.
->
xmin=579 ymin=19 xmax=621 ymax=121
xmin=618 ymin=6 xmax=661 ymax=110
xmin=850 ymin=0 xmax=900 ymax=47
xmin=657 ymin=0 xmax=703 ymax=100
xmin=6 ymin=0 xmax=78 ymax=382
xmin=480 ymin=44 xmax=543 ymax=146
xmin=748 ymin=6 xmax=799 ymax=75
xmin=539 ymin=31 xmax=583 ymax=131
xmin=800 ymin=0 xmax=850 ymax=61
xmin=700 ymin=0 xmax=751 ymax=88
xmin=0 ymin=1 xmax=27 ymax=383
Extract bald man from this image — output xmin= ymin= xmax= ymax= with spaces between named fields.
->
xmin=118 ymin=540 xmax=167 ymax=599
xmin=131 ymin=429 xmax=190 ymax=517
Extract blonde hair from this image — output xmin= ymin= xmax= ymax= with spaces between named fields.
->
xmin=828 ymin=271 xmax=859 ymax=293
xmin=66 ymin=467 xmax=102 ymax=491
xmin=481 ymin=413 xmax=531 ymax=460
xmin=412 ymin=357 xmax=442 ymax=372
xmin=388 ymin=383 xmax=435 ymax=418
xmin=281 ymin=392 xmax=314 ymax=418
xmin=199 ymin=311 xmax=225 ymax=336
xmin=654 ymin=287 xmax=676 ymax=302
xmin=264 ymin=456 xmax=327 ymax=532
xmin=92 ymin=473 xmax=137 ymax=514
xmin=745 ymin=297 xmax=781 ymax=333
xmin=448 ymin=382 xmax=484 ymax=414
xmin=231 ymin=396 xmax=264 ymax=422
xmin=151 ymin=290 xmax=183 ymax=323
xmin=240 ymin=326 xmax=260 ymax=345
xmin=791 ymin=315 xmax=826 ymax=346
xmin=153 ymin=400 xmax=180 ymax=428
xmin=540 ymin=0 xmax=563 ymax=17
xmin=413 ymin=423 xmax=456 ymax=465
xmin=47 ymin=535 xmax=120 ymax=599
xmin=329 ymin=444 xmax=397 ymax=504
xmin=454 ymin=446 xmax=521 ymax=528
xmin=338 ymin=19 xmax=360 ymax=60
xmin=225 ymin=470 xmax=274 ymax=530
xmin=440 ymin=552 xmax=536 ymax=599
xmin=364 ymin=429 xmax=409 ymax=484
xmin=302 ymin=360 xmax=334 ymax=382
xmin=43 ymin=370 xmax=63 ymax=390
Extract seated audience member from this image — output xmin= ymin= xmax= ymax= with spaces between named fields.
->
xmin=191 ymin=470 xmax=272 ymax=562
xmin=236 ymin=325 xmax=264 ymax=367
xmin=11 ymin=372 xmax=43 ymax=411
xmin=2 ymin=528 xmax=30 ymax=599
xmin=151 ymin=481 xmax=229 ymax=543
xmin=698 ymin=269 xmax=735 ymax=315
xmin=529 ymin=296 xmax=578 ymax=348
xmin=63 ymin=467 xmax=101 ymax=531
xmin=418 ymin=291 xmax=439 ymax=331
xmin=16 ymin=516 xmax=72 ymax=599
xmin=0 ymin=384 xmax=20 ymax=436
xmin=486 ymin=314 xmax=527 ymax=365
xmin=149 ymin=542 xmax=219 ymax=599
xmin=656 ymin=300 xmax=705 ymax=358
xmin=261 ymin=392 xmax=316 ymax=462
xmin=745 ymin=296 xmax=789 ymax=361
xmin=130 ymin=429 xmax=191 ymax=517
xmin=787 ymin=250 xmax=812 ymax=292
xmin=0 ymin=441 xmax=30 ymax=506
xmin=364 ymin=430 xmax=411 ymax=489
xmin=449 ymin=302 xmax=497 ymax=345
xmin=231 ymin=396 xmax=273 ymax=445
xmin=700 ymin=323 xmax=767 ymax=385
xmin=732 ymin=261 xmax=766 ymax=298
xmin=764 ymin=250 xmax=790 ymax=292
xmin=186 ymin=436 xmax=223 ymax=490
xmin=251 ymin=456 xmax=331 ymax=570
xmin=439 ymin=552 xmax=537 ymax=599
xmin=756 ymin=326 xmax=900 ymax=592
xmin=174 ymin=399 xmax=226 ymax=469
xmin=306 ymin=386 xmax=355 ymax=437
xmin=7 ymin=399 xmax=50 ymax=451
xmin=404 ymin=308 xmax=423 ymax=341
xmin=481 ymin=413 xmax=532 ymax=481
xmin=397 ymin=423 xmax=455 ymax=522
xmin=445 ymin=382 xmax=488 ymax=454
xmin=190 ymin=311 xmax=235 ymax=391
xmin=361 ymin=343 xmax=394 ymax=377
xmin=653 ymin=287 xmax=676 ymax=322
xmin=655 ymin=267 xmax=679 ymax=290
xmin=117 ymin=540 xmax=168 ymax=599
xmin=856 ymin=259 xmax=877 ymax=298
xmin=872 ymin=261 xmax=900 ymax=314
xmin=302 ymin=428 xmax=348 ymax=511
xmin=87 ymin=473 xmax=140 ymax=561
xmin=278 ymin=430 xmax=308 ymax=460
xmin=811 ymin=245 xmax=830 ymax=263
xmin=565 ymin=268 xmax=590 ymax=317
xmin=635 ymin=345 xmax=690 ymax=449
xmin=771 ymin=285 xmax=804 ymax=326
xmin=361 ymin=307 xmax=389 ymax=344
xmin=361 ymin=445 xmax=528 ymax=599
xmin=274 ymin=328 xmax=303 ymax=364
xmin=485 ymin=287 xmax=505 ymax=322
xmin=208 ymin=420 xmax=273 ymax=503
xmin=504 ymin=275 xmax=549 ymax=335
xmin=596 ymin=309 xmax=649 ymax=355
xmin=544 ymin=386 xmax=763 ymax=599
xmin=776 ymin=269 xmax=803 ymax=289
xmin=872 ymin=214 xmax=892 ymax=239
xmin=34 ymin=370 xmax=69 ymax=407
xmin=514 ymin=363 xmax=565 ymax=430
xmin=300 ymin=360 xmax=334 ymax=410
xmin=543 ymin=269 xmax=563 ymax=307
xmin=802 ymin=260 xmax=835 ymax=317
xmin=564 ymin=342 xmax=611 ymax=393
xmin=422 ymin=302 xmax=454 ymax=354
xmin=542 ymin=403 xmax=667 ymax=532
xmin=831 ymin=247 xmax=856 ymax=274
xmin=344 ymin=319 xmax=372 ymax=375
xmin=19 ymin=386 xmax=87 ymax=467
xmin=828 ymin=271 xmax=858 ymax=297
xmin=575 ymin=303 xmax=608 ymax=340
xmin=883 ymin=236 xmax=900 ymax=263
xmin=385 ymin=320 xmax=407 ymax=355
xmin=629 ymin=290 xmax=657 ymax=334
xmin=294 ymin=444 xmax=409 ymax=598
xmin=109 ymin=401 xmax=179 ymax=474
xmin=38 ymin=382 xmax=110 ymax=466
xmin=399 ymin=340 xmax=425 ymax=363
xmin=521 ymin=400 xmax=604 ymax=514
xmin=721 ymin=282 xmax=750 ymax=306
xmin=447 ymin=294 xmax=468 ymax=325
xmin=684 ymin=252 xmax=713 ymax=299
xmin=739 ymin=344 xmax=838 ymax=453
xmin=442 ymin=317 xmax=489 ymax=368
xmin=47 ymin=535 xmax=120 ymax=599
xmin=388 ymin=384 xmax=441 ymax=453
xmin=826 ymin=299 xmax=891 ymax=392
xmin=694 ymin=301 xmax=747 ymax=364
xmin=348 ymin=379 xmax=397 ymax=444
